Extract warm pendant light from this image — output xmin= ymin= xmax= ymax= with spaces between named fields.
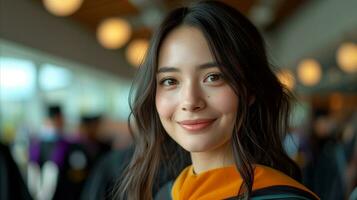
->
xmin=337 ymin=42 xmax=357 ymax=73
xmin=97 ymin=18 xmax=132 ymax=49
xmin=126 ymin=39 xmax=149 ymax=67
xmin=43 ymin=0 xmax=83 ymax=16
xmin=297 ymin=59 xmax=322 ymax=86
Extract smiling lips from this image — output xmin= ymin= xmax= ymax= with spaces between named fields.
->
xmin=178 ymin=119 xmax=216 ymax=131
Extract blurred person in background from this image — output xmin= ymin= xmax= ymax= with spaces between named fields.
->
xmin=301 ymin=107 xmax=346 ymax=200
xmin=1 ymin=141 xmax=32 ymax=200
xmin=79 ymin=145 xmax=134 ymax=200
xmin=80 ymin=117 xmax=185 ymax=200
xmin=28 ymin=105 xmax=90 ymax=200
xmin=77 ymin=114 xmax=111 ymax=165
xmin=28 ymin=104 xmax=69 ymax=199
xmin=340 ymin=112 xmax=357 ymax=199
xmin=78 ymin=117 xmax=132 ymax=200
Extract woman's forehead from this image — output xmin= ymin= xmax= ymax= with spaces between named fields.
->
xmin=158 ymin=26 xmax=215 ymax=69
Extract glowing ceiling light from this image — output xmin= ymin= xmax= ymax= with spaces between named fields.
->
xmin=42 ymin=0 xmax=83 ymax=17
xmin=97 ymin=18 xmax=132 ymax=49
xmin=337 ymin=42 xmax=357 ymax=73
xmin=297 ymin=59 xmax=322 ymax=86
xmin=126 ymin=39 xmax=149 ymax=67
xmin=276 ymin=69 xmax=295 ymax=90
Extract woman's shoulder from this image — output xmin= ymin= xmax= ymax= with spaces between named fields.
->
xmin=252 ymin=165 xmax=319 ymax=200
xmin=156 ymin=181 xmax=319 ymax=200
xmin=157 ymin=164 xmax=320 ymax=200
xmin=250 ymin=185 xmax=319 ymax=200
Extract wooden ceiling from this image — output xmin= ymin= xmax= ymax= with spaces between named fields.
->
xmin=69 ymin=0 xmax=256 ymax=29
xmin=71 ymin=0 xmax=140 ymax=31
xmin=47 ymin=0 xmax=309 ymax=42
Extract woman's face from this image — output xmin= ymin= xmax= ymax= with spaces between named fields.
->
xmin=155 ymin=26 xmax=238 ymax=153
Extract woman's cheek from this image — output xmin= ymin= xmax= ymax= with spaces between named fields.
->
xmin=209 ymin=87 xmax=238 ymax=112
xmin=155 ymin=90 xmax=178 ymax=118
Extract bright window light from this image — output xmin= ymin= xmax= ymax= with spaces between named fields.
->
xmin=0 ymin=57 xmax=36 ymax=100
xmin=40 ymin=64 xmax=72 ymax=91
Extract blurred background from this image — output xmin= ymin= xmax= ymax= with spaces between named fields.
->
xmin=0 ymin=0 xmax=356 ymax=199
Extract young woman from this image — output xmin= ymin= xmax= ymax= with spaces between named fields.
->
xmin=117 ymin=1 xmax=319 ymax=199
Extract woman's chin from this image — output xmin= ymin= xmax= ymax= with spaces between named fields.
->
xmin=179 ymin=141 xmax=217 ymax=153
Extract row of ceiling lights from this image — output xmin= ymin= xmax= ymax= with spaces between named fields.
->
xmin=277 ymin=42 xmax=357 ymax=90
xmin=42 ymin=0 xmax=149 ymax=67
xmin=42 ymin=0 xmax=356 ymax=89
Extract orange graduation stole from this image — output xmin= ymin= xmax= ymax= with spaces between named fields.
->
xmin=171 ymin=164 xmax=319 ymax=200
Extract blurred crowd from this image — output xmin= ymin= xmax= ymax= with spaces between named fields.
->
xmin=1 ymin=104 xmax=132 ymax=200
xmin=1 ymin=101 xmax=357 ymax=200
xmin=284 ymin=99 xmax=357 ymax=200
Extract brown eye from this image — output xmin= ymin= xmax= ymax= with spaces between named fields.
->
xmin=204 ymin=73 xmax=223 ymax=82
xmin=160 ymin=78 xmax=178 ymax=86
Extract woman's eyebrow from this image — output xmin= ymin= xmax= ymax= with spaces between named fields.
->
xmin=197 ymin=62 xmax=219 ymax=69
xmin=157 ymin=66 xmax=179 ymax=73
xmin=157 ymin=62 xmax=219 ymax=74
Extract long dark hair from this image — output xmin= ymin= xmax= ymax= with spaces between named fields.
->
xmin=117 ymin=1 xmax=301 ymax=199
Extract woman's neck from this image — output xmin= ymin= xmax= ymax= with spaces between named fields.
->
xmin=190 ymin=141 xmax=235 ymax=174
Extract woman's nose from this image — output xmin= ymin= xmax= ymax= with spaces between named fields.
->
xmin=180 ymin=82 xmax=206 ymax=112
